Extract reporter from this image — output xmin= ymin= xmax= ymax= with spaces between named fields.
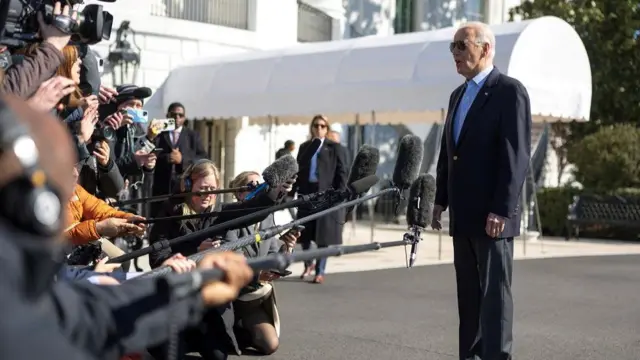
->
xmin=1 ymin=2 xmax=75 ymax=98
xmin=0 ymin=94 xmax=254 ymax=359
xmin=225 ymin=171 xmax=301 ymax=355
xmin=66 ymin=166 xmax=145 ymax=245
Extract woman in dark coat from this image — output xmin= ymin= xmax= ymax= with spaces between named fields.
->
xmin=223 ymin=171 xmax=299 ymax=355
xmin=294 ymin=115 xmax=349 ymax=284
xmin=147 ymin=160 xmax=294 ymax=360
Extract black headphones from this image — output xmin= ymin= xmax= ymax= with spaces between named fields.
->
xmin=0 ymin=100 xmax=62 ymax=237
xmin=180 ymin=158 xmax=215 ymax=193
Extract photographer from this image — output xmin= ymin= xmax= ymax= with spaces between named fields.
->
xmin=0 ymin=94 xmax=255 ymax=360
xmin=1 ymin=2 xmax=74 ymax=98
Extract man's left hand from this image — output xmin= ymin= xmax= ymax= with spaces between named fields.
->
xmin=169 ymin=148 xmax=182 ymax=164
xmin=485 ymin=213 xmax=506 ymax=238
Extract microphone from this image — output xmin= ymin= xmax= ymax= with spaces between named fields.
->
xmin=106 ymin=155 xmax=299 ymax=264
xmin=406 ymin=174 xmax=436 ymax=267
xmin=392 ymin=135 xmax=424 ymax=214
xmin=134 ymin=179 xmax=393 ymax=279
xmin=245 ymin=155 xmax=299 ymax=200
xmin=344 ymin=144 xmax=380 ymax=217
xmin=346 ymin=144 xmax=380 ymax=186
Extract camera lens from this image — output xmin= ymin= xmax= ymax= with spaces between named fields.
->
xmin=102 ymin=125 xmax=115 ymax=142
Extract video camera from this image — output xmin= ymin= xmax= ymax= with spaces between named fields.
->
xmin=0 ymin=0 xmax=114 ymax=48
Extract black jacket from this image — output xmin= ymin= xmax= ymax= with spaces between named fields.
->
xmin=295 ymin=138 xmax=349 ymax=246
xmin=0 ymin=219 xmax=206 ymax=359
xmin=152 ymin=127 xmax=208 ymax=197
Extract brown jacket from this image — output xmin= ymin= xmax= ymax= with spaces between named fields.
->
xmin=1 ymin=42 xmax=64 ymax=99
xmin=65 ymin=184 xmax=130 ymax=245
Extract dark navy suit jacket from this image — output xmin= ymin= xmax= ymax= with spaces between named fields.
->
xmin=435 ymin=68 xmax=531 ymax=238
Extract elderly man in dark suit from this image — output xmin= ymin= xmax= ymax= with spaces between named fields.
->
xmin=432 ymin=22 xmax=531 ymax=360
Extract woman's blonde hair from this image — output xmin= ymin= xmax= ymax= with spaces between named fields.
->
xmin=180 ymin=159 xmax=221 ymax=214
xmin=56 ymin=45 xmax=82 ymax=108
xmin=229 ymin=171 xmax=261 ymax=200
xmin=308 ymin=114 xmax=330 ymax=139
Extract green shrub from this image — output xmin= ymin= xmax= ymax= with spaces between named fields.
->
xmin=568 ymin=124 xmax=640 ymax=191
xmin=537 ymin=187 xmax=583 ymax=236
xmin=537 ymin=187 xmax=640 ymax=238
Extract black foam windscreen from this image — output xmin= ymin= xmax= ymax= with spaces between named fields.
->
xmin=346 ymin=145 xmax=380 ymax=186
xmin=263 ymin=154 xmax=299 ymax=187
xmin=407 ymin=174 xmax=436 ymax=229
xmin=392 ymin=135 xmax=424 ymax=190
xmin=349 ymin=174 xmax=379 ymax=195
xmin=79 ymin=46 xmax=101 ymax=96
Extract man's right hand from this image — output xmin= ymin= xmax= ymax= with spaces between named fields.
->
xmin=39 ymin=2 xmax=75 ymax=51
xmin=198 ymin=252 xmax=254 ymax=307
xmin=95 ymin=218 xmax=145 ymax=238
xmin=431 ymin=204 xmax=445 ymax=231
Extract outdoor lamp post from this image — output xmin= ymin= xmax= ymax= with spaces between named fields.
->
xmin=107 ymin=21 xmax=141 ymax=86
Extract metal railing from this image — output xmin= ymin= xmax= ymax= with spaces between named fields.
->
xmin=150 ymin=0 xmax=250 ymax=30
xmin=297 ymin=0 xmax=333 ymax=42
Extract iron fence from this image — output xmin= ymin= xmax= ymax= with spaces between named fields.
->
xmin=150 ymin=0 xmax=250 ymax=30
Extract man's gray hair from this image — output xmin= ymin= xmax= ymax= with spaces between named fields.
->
xmin=461 ymin=21 xmax=496 ymax=58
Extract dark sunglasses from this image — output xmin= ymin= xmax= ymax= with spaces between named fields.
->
xmin=312 ymin=123 xmax=327 ymax=129
xmin=449 ymin=40 xmax=484 ymax=53
xmin=169 ymin=112 xmax=185 ymax=118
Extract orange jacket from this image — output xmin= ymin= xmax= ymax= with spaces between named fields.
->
xmin=65 ymin=184 xmax=130 ymax=245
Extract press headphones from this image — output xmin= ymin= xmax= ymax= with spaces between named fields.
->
xmin=180 ymin=158 xmax=215 ymax=193
xmin=0 ymin=100 xmax=62 ymax=237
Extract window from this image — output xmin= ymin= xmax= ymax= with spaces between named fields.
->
xmin=394 ymin=0 xmax=415 ymax=34
xmin=297 ymin=1 xmax=333 ymax=42
xmin=150 ymin=0 xmax=250 ymax=30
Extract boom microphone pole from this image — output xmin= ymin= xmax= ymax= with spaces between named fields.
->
xmin=109 ymin=175 xmax=379 ymax=264
xmin=113 ymin=186 xmax=253 ymax=207
xmin=110 ymin=144 xmax=381 ymax=264
xmin=133 ymin=183 xmax=397 ymax=279
xmin=159 ymin=238 xmax=419 ymax=292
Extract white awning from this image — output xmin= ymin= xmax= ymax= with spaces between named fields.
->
xmin=150 ymin=16 xmax=592 ymax=124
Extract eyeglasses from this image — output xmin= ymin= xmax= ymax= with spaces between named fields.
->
xmin=449 ymin=40 xmax=485 ymax=53
xmin=312 ymin=123 xmax=327 ymax=129
xmin=169 ymin=112 xmax=185 ymax=118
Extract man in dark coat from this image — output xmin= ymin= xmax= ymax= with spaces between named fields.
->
xmin=275 ymin=140 xmax=295 ymax=159
xmin=151 ymin=102 xmax=208 ymax=216
xmin=432 ymin=22 xmax=531 ymax=360
xmin=294 ymin=115 xmax=349 ymax=284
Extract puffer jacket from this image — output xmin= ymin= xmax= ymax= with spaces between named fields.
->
xmin=65 ymin=184 xmax=131 ymax=245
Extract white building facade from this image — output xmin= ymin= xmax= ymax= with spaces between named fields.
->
xmin=85 ymin=0 xmax=345 ymax=187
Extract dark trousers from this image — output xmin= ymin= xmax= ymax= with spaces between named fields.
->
xmin=453 ymin=236 xmax=514 ymax=360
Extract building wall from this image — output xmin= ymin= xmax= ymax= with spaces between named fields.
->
xmin=84 ymin=0 xmax=345 ymax=184
xmin=85 ymin=0 xmax=300 ymax=93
